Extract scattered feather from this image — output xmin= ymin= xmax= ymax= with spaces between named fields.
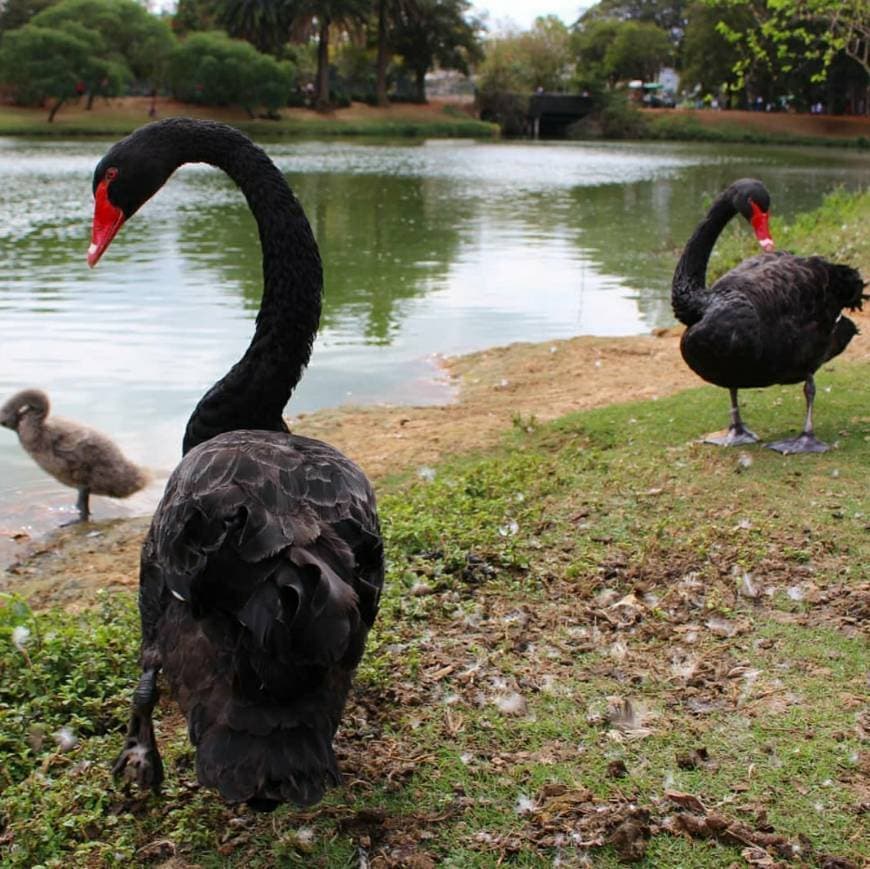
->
xmin=54 ymin=727 xmax=77 ymax=752
xmin=735 ymin=569 xmax=760 ymax=600
xmin=515 ymin=794 xmax=536 ymax=815
xmin=706 ymin=616 xmax=737 ymax=638
xmin=417 ymin=466 xmax=436 ymax=482
xmin=12 ymin=625 xmax=30 ymax=650
xmin=494 ymin=692 xmax=527 ymax=716
xmin=498 ymin=520 xmax=519 ymax=537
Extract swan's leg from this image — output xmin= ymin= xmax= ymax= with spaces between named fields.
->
xmin=703 ymin=389 xmax=759 ymax=446
xmin=76 ymin=487 xmax=90 ymax=521
xmin=767 ymin=375 xmax=830 ymax=454
xmin=60 ymin=487 xmax=90 ymax=526
xmin=112 ymin=664 xmax=164 ymax=792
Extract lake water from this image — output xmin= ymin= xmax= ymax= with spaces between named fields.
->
xmin=1 ymin=136 xmax=868 ymax=552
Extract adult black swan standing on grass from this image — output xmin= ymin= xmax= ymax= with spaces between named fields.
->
xmin=672 ymin=178 xmax=864 ymax=453
xmin=88 ymin=119 xmax=384 ymax=808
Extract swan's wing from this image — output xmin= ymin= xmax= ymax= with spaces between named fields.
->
xmin=139 ymin=431 xmax=383 ymax=663
xmin=714 ymin=253 xmax=860 ymax=323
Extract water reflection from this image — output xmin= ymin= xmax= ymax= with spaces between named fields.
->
xmin=1 ymin=136 xmax=868 ymax=551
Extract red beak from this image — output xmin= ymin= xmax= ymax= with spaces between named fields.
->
xmin=87 ymin=178 xmax=125 ymax=267
xmin=749 ymin=199 xmax=774 ymax=252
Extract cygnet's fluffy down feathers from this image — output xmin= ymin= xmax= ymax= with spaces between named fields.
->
xmin=139 ymin=430 xmax=383 ymax=806
xmin=0 ymin=388 xmax=148 ymax=498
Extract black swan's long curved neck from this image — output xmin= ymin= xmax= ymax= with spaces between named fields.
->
xmin=671 ymin=192 xmax=737 ymax=326
xmin=160 ymin=121 xmax=322 ymax=454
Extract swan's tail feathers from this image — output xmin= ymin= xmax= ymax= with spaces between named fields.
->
xmin=157 ymin=530 xmax=371 ymax=807
xmin=825 ymin=263 xmax=866 ymax=311
xmin=824 ymin=315 xmax=860 ymax=364
xmin=192 ymin=695 xmax=344 ymax=809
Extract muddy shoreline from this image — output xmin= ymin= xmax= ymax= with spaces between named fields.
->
xmin=2 ymin=318 xmax=867 ymax=610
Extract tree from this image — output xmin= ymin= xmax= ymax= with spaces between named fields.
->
xmin=372 ymin=0 xmax=415 ymax=106
xmin=173 ymin=0 xmax=219 ymax=35
xmin=517 ymin=15 xmax=572 ymax=91
xmin=581 ymin=0 xmax=688 ymax=38
xmin=477 ymin=17 xmax=572 ymax=94
xmin=571 ymin=18 xmax=621 ymax=87
xmin=0 ymin=23 xmax=106 ymax=119
xmin=0 ymin=0 xmax=55 ymax=33
xmin=681 ymin=1 xmax=750 ymax=98
xmin=168 ymin=31 xmax=296 ymax=116
xmin=603 ymin=20 xmax=672 ymax=81
xmin=286 ymin=0 xmax=372 ymax=109
xmin=705 ymin=0 xmax=869 ymax=89
xmin=572 ymin=17 xmax=670 ymax=86
xmin=215 ymin=0 xmax=292 ymax=55
xmin=390 ymin=0 xmax=482 ymax=102
xmin=33 ymin=0 xmax=175 ymax=97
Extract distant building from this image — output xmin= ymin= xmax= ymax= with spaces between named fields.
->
xmin=657 ymin=67 xmax=679 ymax=94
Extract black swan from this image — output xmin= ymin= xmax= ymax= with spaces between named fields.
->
xmin=89 ymin=119 xmax=384 ymax=808
xmin=672 ymin=178 xmax=864 ymax=453
xmin=0 ymin=388 xmax=148 ymax=523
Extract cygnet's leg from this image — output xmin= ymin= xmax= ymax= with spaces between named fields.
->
xmin=704 ymin=388 xmax=758 ymax=446
xmin=767 ymin=375 xmax=830 ymax=454
xmin=61 ymin=487 xmax=90 ymax=526
xmin=112 ymin=665 xmax=164 ymax=792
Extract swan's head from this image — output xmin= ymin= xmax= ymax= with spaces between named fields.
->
xmin=730 ymin=179 xmax=774 ymax=252
xmin=0 ymin=389 xmax=50 ymax=431
xmin=88 ymin=121 xmax=181 ymax=268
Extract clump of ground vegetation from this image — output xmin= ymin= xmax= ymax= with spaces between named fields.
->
xmin=1 ymin=352 xmax=868 ymax=865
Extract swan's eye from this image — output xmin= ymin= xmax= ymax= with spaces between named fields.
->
xmin=105 ymin=167 xmax=119 ymax=182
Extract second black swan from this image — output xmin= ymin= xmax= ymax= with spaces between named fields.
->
xmin=672 ymin=178 xmax=864 ymax=453
xmin=89 ymin=119 xmax=384 ymax=808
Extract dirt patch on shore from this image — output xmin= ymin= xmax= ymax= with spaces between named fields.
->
xmin=3 ymin=312 xmax=868 ymax=610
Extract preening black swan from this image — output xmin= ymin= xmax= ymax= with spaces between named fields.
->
xmin=672 ymin=178 xmax=865 ymax=453
xmin=0 ymin=388 xmax=148 ymax=523
xmin=89 ymin=119 xmax=384 ymax=808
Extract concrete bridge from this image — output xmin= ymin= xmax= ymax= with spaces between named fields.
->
xmin=528 ymin=93 xmax=595 ymax=137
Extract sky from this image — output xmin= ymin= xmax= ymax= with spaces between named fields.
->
xmin=472 ymin=0 xmax=589 ymax=32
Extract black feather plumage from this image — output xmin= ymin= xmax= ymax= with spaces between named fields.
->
xmin=101 ymin=120 xmax=383 ymax=807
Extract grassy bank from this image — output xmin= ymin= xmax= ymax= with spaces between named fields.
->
xmin=570 ymin=101 xmax=869 ymax=149
xmin=2 ymin=360 xmax=868 ymax=866
xmin=0 ymin=99 xmax=499 ymax=139
xmin=646 ymin=112 xmax=869 ymax=149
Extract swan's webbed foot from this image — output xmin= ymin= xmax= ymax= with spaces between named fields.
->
xmin=766 ymin=432 xmax=830 ymax=455
xmin=703 ymin=424 xmax=759 ymax=447
xmin=112 ymin=667 xmax=163 ymax=793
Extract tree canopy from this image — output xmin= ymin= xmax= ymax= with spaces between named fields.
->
xmin=32 ymin=0 xmax=175 ymax=87
xmin=168 ymin=30 xmax=296 ymax=116
xmin=0 ymin=23 xmax=110 ymax=119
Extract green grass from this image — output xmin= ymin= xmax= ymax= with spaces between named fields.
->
xmin=646 ymin=112 xmax=869 ymax=149
xmin=1 ymin=357 xmax=868 ymax=866
xmin=0 ymin=104 xmax=499 ymax=139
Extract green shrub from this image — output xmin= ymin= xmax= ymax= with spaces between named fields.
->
xmin=0 ymin=592 xmax=138 ymax=791
xmin=168 ymin=31 xmax=296 ymax=117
